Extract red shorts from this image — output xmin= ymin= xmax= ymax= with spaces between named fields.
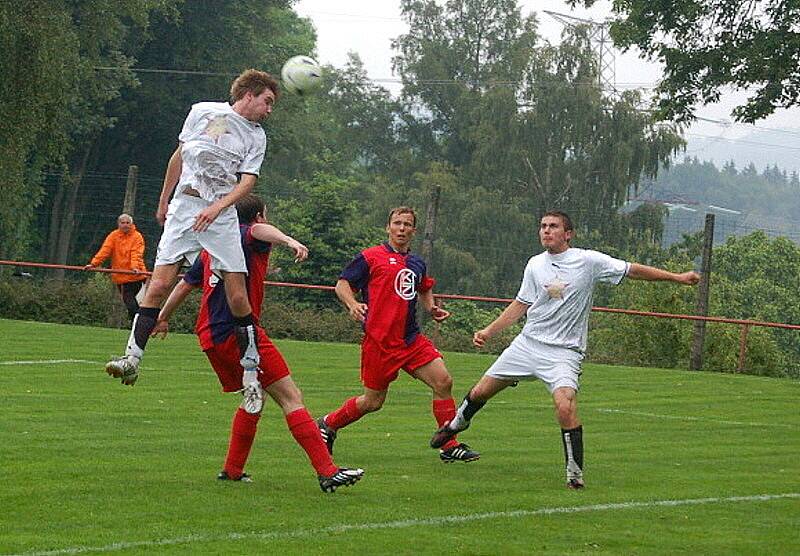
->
xmin=204 ymin=327 xmax=290 ymax=392
xmin=360 ymin=334 xmax=443 ymax=391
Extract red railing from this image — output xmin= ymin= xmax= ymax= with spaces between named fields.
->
xmin=2 ymin=259 xmax=799 ymax=372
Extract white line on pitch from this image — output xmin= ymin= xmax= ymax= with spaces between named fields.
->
xmin=595 ymin=408 xmax=795 ymax=428
xmin=0 ymin=359 xmax=100 ymax=366
xmin=9 ymin=493 xmax=799 ymax=556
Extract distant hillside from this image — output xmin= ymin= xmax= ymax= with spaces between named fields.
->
xmin=684 ymin=127 xmax=800 ymax=175
xmin=632 ymin=158 xmax=800 ymax=246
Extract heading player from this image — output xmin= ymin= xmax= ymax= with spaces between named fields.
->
xmin=106 ymin=70 xmax=278 ymax=409
xmin=153 ymin=194 xmax=364 ymax=492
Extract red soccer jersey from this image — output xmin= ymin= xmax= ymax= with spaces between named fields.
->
xmin=340 ymin=242 xmax=435 ymax=349
xmin=184 ymin=224 xmax=271 ymax=350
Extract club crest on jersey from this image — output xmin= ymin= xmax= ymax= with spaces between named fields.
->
xmin=544 ymin=277 xmax=568 ymax=299
xmin=208 ymin=274 xmax=220 ymax=288
xmin=394 ymin=268 xmax=417 ymax=300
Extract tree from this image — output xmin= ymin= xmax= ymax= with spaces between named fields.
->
xmin=269 ymin=173 xmax=384 ymax=306
xmin=0 ymin=1 xmax=178 ymax=272
xmin=570 ymin=0 xmax=800 ymax=123
xmin=391 ymin=1 xmax=684 ymax=295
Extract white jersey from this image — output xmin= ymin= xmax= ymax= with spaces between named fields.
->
xmin=515 ymin=247 xmax=629 ymax=353
xmin=177 ymin=102 xmax=267 ymax=202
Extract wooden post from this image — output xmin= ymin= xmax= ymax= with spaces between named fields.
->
xmin=123 ymin=165 xmax=139 ymax=216
xmin=421 ymin=184 xmax=441 ymax=275
xmin=421 ymin=185 xmax=441 ymax=333
xmin=690 ymin=213 xmax=714 ymax=370
xmin=736 ymin=324 xmax=750 ymax=373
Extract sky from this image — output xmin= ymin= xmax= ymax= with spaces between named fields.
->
xmin=294 ymin=0 xmax=800 ymax=170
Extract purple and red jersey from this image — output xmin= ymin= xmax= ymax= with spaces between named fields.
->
xmin=340 ymin=242 xmax=435 ymax=349
xmin=184 ymin=224 xmax=271 ymax=350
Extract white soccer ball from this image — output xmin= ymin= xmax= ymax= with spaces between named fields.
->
xmin=281 ymin=55 xmax=323 ymax=95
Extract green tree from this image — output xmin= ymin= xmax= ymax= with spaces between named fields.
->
xmin=269 ymin=173 xmax=384 ymax=306
xmin=391 ymin=1 xmax=683 ymax=294
xmin=0 ymin=1 xmax=177 ymax=272
xmin=571 ymin=0 xmax=800 ymax=123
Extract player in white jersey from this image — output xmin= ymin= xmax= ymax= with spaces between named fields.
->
xmin=105 ymin=69 xmax=280 ymax=409
xmin=431 ymin=211 xmax=700 ymax=489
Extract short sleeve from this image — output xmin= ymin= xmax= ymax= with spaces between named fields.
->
xmin=183 ymin=256 xmax=204 ymax=287
xmin=419 ymin=275 xmax=436 ymax=292
xmin=515 ymin=258 xmax=537 ymax=305
xmin=239 ymin=129 xmax=267 ymax=175
xmin=587 ymin=250 xmax=629 ymax=285
xmin=340 ymin=253 xmax=369 ymax=291
xmin=178 ymin=105 xmax=201 ymax=143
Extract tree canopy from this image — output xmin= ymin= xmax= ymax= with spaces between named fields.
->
xmin=570 ymin=0 xmax=800 ymax=123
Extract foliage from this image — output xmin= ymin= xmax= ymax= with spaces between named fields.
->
xmin=268 ymin=173 xmax=385 ymax=295
xmin=570 ymin=0 xmax=800 ymax=123
xmin=391 ymin=0 xmax=684 ymax=295
xmin=588 ymin=231 xmax=800 ymax=378
xmin=0 ymin=1 xmax=177 ymax=261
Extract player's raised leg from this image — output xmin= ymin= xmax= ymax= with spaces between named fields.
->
xmin=414 ymin=358 xmax=480 ymax=463
xmin=105 ymin=262 xmax=181 ymax=385
xmin=430 ymin=374 xmax=512 ymax=449
xmin=220 ymin=270 xmax=264 ymax=412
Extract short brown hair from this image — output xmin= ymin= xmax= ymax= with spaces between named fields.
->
xmin=387 ymin=206 xmax=417 ymax=227
xmin=230 ymin=69 xmax=280 ymax=102
xmin=236 ymin=194 xmax=267 ymax=224
xmin=542 ymin=210 xmax=574 ymax=232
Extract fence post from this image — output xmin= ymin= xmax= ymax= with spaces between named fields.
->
xmin=737 ymin=324 xmax=750 ymax=373
xmin=690 ymin=213 xmax=715 ymax=370
xmin=123 ymin=165 xmax=139 ymax=216
xmin=421 ymin=184 xmax=441 ymax=275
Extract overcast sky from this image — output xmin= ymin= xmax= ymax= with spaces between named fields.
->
xmin=294 ymin=0 xmax=800 ymax=149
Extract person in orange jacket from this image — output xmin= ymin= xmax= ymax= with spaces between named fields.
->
xmin=85 ymin=213 xmax=148 ymax=319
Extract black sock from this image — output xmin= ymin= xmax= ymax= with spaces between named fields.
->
xmin=461 ymin=393 xmax=486 ymax=421
xmin=451 ymin=392 xmax=486 ymax=429
xmin=233 ymin=313 xmax=259 ymax=367
xmin=233 ymin=314 xmax=255 ymax=328
xmin=561 ymin=425 xmax=584 ymax=471
xmin=132 ymin=306 xmax=159 ymax=353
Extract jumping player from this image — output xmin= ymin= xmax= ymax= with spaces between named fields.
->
xmin=316 ymin=207 xmax=479 ymax=463
xmin=105 ymin=70 xmax=277 ymax=409
xmin=153 ymin=194 xmax=364 ymax=492
xmin=431 ymin=211 xmax=700 ymax=488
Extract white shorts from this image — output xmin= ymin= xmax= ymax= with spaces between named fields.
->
xmin=154 ymin=194 xmax=246 ymax=273
xmin=485 ymin=334 xmax=583 ymax=394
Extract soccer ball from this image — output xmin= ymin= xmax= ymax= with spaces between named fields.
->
xmin=281 ymin=55 xmax=323 ymax=95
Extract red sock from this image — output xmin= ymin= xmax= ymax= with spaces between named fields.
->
xmin=433 ymin=398 xmax=460 ymax=451
xmin=223 ymin=408 xmax=260 ymax=478
xmin=286 ymin=408 xmax=338 ymax=477
xmin=324 ymin=396 xmax=365 ymax=431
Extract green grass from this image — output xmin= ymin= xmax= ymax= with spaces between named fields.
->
xmin=1 ymin=318 xmax=798 ymax=555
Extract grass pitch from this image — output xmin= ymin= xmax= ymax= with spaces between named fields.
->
xmin=1 ymin=318 xmax=798 ymax=555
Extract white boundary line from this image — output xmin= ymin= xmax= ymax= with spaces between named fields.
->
xmin=0 ymin=359 xmax=100 ymax=366
xmin=9 ymin=493 xmax=798 ymax=556
xmin=595 ymin=407 xmax=796 ymax=428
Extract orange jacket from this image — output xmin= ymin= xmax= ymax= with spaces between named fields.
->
xmin=89 ymin=225 xmax=147 ymax=284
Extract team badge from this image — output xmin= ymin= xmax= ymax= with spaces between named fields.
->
xmin=204 ymin=115 xmax=229 ymax=142
xmin=394 ymin=268 xmax=417 ymax=300
xmin=545 ymin=277 xmax=568 ymax=299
